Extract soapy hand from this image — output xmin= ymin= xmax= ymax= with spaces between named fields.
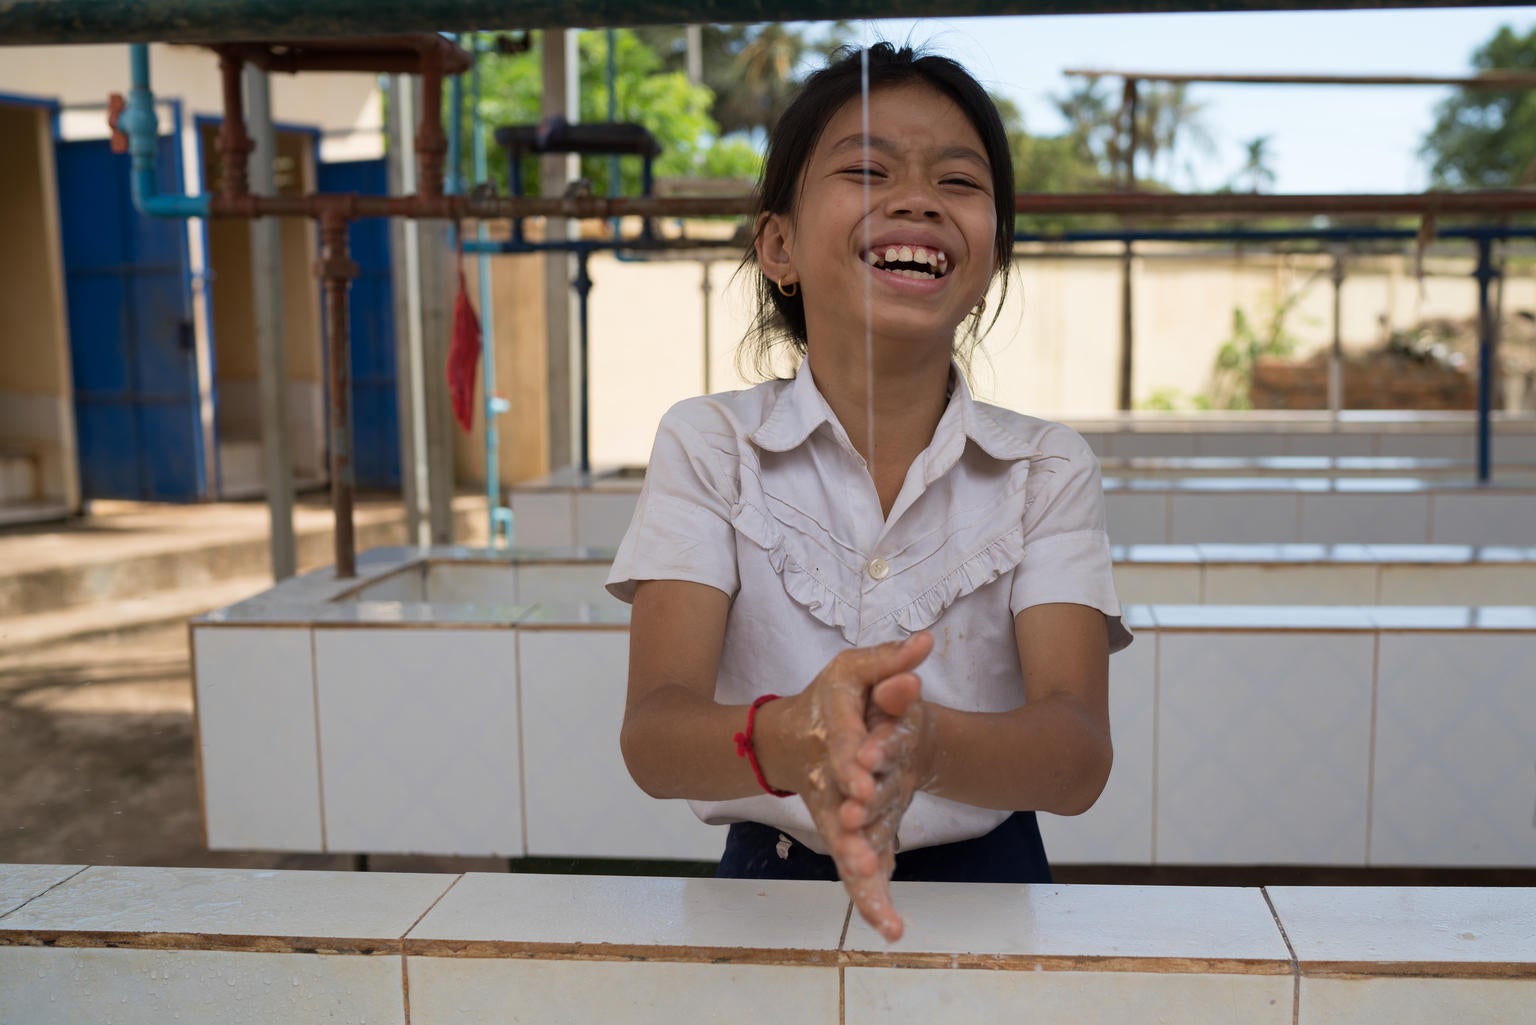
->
xmin=781 ymin=632 xmax=933 ymax=943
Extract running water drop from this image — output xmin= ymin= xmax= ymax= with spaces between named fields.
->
xmin=860 ymin=48 xmax=875 ymax=476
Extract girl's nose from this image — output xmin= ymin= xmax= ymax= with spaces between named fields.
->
xmin=884 ymin=179 xmax=942 ymax=220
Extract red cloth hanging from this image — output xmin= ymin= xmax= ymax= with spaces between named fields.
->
xmin=447 ymin=265 xmax=482 ymax=433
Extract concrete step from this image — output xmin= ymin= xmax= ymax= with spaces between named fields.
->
xmin=0 ymin=574 xmax=278 ymax=653
xmin=0 ymin=452 xmax=37 ymax=505
xmin=0 ymin=497 xmax=486 ymax=619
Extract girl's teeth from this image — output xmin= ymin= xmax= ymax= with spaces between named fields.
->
xmin=914 ymin=246 xmax=929 ymax=263
xmin=864 ymin=251 xmax=879 ymax=265
xmin=884 ymin=246 xmax=899 ymax=263
xmin=898 ymin=245 xmax=913 ymax=262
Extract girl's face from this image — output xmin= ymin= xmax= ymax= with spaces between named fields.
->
xmin=759 ymin=82 xmax=999 ymax=359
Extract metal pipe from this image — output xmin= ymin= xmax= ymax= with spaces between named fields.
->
xmin=1474 ymin=237 xmax=1498 ymax=483
xmin=470 ymin=34 xmax=512 ymax=546
xmin=122 ymin=44 xmax=209 ymax=218
xmin=4 ymin=1 xmax=1508 ymax=45
xmin=316 ymin=210 xmax=360 ymax=576
xmin=1329 ymin=249 xmax=1345 ymax=419
xmin=1066 ymin=67 xmax=1536 ymax=88
xmin=573 ymin=250 xmax=593 ymax=475
xmin=215 ymin=49 xmax=254 ymax=200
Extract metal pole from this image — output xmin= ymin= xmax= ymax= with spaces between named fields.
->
xmin=574 ymin=250 xmax=593 ymax=474
xmin=1117 ymin=78 xmax=1138 ymax=412
xmin=245 ymin=63 xmax=297 ymax=580
xmin=1474 ymin=236 xmax=1497 ymax=483
xmin=318 ymin=210 xmax=360 ymax=577
xmin=701 ymin=259 xmax=712 ymax=394
xmin=1329 ymin=249 xmax=1345 ymax=421
xmin=471 ymin=35 xmax=512 ymax=546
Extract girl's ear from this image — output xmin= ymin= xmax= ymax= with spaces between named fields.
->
xmin=755 ymin=211 xmax=797 ymax=286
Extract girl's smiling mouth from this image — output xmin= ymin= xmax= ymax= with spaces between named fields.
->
xmin=862 ymin=244 xmax=950 ymax=280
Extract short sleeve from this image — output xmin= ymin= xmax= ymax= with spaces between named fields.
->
xmin=606 ymin=405 xmax=741 ymax=603
xmin=1008 ymin=430 xmax=1133 ymax=653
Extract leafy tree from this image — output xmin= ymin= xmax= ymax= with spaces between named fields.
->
xmin=457 ymin=29 xmax=760 ymax=198
xmin=1050 ymin=76 xmax=1214 ymax=189
xmin=1422 ymin=25 xmax=1536 ymax=188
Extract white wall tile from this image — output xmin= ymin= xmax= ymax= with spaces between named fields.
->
xmin=575 ymin=491 xmax=641 ymax=549
xmin=1372 ymin=634 xmax=1536 ymax=866
xmin=314 ymin=630 xmax=523 ymax=856
xmin=1112 ymin=564 xmax=1201 ymax=605
xmin=426 ymin=562 xmax=520 ymax=604
xmin=1195 ymin=432 xmax=1289 ymax=458
xmin=1300 ymin=493 xmax=1431 ymax=544
xmin=1300 ymin=976 xmax=1536 ymax=1025
xmin=510 ymin=491 xmax=576 ymax=548
xmin=516 ymin=563 xmax=615 ymax=605
xmin=0 ymin=947 xmax=405 ymax=1025
xmin=353 ymin=565 xmax=426 ymax=602
xmin=1040 ymin=631 xmax=1155 ymax=864
xmin=1170 ymin=493 xmax=1299 ymax=544
xmin=1378 ymin=565 xmax=1536 ymax=605
xmin=1430 ymin=492 xmax=1536 ymax=546
xmin=1378 ymin=433 xmax=1474 ymax=460
xmin=1202 ymin=565 xmax=1378 ymax=605
xmin=192 ymin=627 xmax=322 ymax=851
xmin=518 ymin=630 xmax=723 ymax=860
xmin=1113 ymin=433 xmax=1198 ymax=458
xmin=1291 ymin=433 xmax=1376 ymax=458
xmin=408 ymin=957 xmax=837 ymax=1025
xmin=1157 ymin=633 xmax=1375 ymax=864
xmin=846 ymin=967 xmax=1292 ymax=1025
xmin=1105 ymin=492 xmax=1169 ymax=544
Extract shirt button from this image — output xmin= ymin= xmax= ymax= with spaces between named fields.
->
xmin=867 ymin=557 xmax=890 ymax=581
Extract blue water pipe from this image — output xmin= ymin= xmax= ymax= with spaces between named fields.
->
xmin=470 ymin=35 xmax=513 ymax=545
xmin=123 ymin=44 xmax=209 ymax=218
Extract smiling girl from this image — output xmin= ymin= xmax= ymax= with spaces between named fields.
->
xmin=608 ymin=43 xmax=1132 ymax=942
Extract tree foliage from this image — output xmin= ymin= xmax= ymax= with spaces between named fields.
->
xmin=1423 ymin=24 xmax=1536 ymax=188
xmin=459 ymin=28 xmax=760 ymax=197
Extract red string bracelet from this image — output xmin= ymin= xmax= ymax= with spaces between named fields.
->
xmin=734 ymin=694 xmax=794 ymax=798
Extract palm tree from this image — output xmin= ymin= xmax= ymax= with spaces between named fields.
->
xmin=1138 ymin=83 xmax=1215 ymax=188
xmin=1233 ymin=135 xmax=1278 ymax=193
xmin=1052 ymin=75 xmax=1116 ymax=176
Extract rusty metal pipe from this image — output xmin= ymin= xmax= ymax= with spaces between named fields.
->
xmin=316 ymin=210 xmax=360 ymax=578
xmin=214 ymin=50 xmax=254 ymax=200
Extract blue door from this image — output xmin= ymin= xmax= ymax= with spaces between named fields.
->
xmin=55 ymin=134 xmax=207 ymax=501
xmin=317 ymin=157 xmax=399 ymax=490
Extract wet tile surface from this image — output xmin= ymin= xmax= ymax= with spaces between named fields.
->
xmin=0 ymin=864 xmax=84 ymax=918
xmin=1267 ymin=887 xmax=1536 ymax=970
xmin=408 ymin=874 xmax=847 ymax=957
xmin=0 ymin=865 xmax=454 ymax=942
xmin=843 ymin=883 xmax=1290 ymax=967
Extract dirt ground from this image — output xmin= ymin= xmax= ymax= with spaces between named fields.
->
xmin=0 ymin=624 xmax=513 ymax=874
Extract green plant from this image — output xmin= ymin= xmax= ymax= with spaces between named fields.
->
xmin=1211 ymin=291 xmax=1307 ymax=410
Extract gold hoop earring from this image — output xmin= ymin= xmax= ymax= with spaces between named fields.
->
xmin=777 ymin=277 xmax=798 ymax=298
xmin=971 ymin=296 xmax=987 ymax=316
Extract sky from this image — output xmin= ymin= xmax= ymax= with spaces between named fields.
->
xmin=834 ymin=7 xmax=1536 ymax=193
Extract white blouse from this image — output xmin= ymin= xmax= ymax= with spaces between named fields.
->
xmin=607 ymin=358 xmax=1132 ymax=854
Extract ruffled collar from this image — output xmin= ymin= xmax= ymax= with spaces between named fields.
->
xmin=748 ymin=357 xmax=1038 ymax=470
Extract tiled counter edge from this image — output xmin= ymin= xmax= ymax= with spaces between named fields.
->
xmin=4 ymin=867 xmax=1533 ymax=1025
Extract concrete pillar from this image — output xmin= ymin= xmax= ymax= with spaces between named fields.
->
xmin=542 ymin=28 xmax=579 ymax=471
xmin=245 ymin=63 xmax=296 ymax=580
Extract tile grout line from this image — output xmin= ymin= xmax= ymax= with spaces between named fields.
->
xmin=515 ymin=631 xmax=530 ymax=857
xmin=400 ymin=873 xmax=468 ymax=1025
xmin=838 ymin=901 xmax=854 ymax=1025
xmin=1150 ymin=629 xmax=1160 ymax=863
xmin=1365 ymin=630 xmax=1380 ymax=866
xmin=1260 ymin=887 xmax=1302 ymax=1025
xmin=309 ymin=628 xmax=328 ymax=852
xmin=0 ymin=865 xmax=91 ymax=922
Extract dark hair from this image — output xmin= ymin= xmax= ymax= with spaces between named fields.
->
xmin=739 ymin=42 xmax=1016 ymax=379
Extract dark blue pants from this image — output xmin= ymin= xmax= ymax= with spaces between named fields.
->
xmin=715 ymin=811 xmax=1052 ymax=884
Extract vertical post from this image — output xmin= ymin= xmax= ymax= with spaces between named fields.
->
xmin=542 ymin=28 xmax=580 ymax=471
xmin=215 ymin=51 xmax=253 ymax=200
xmin=685 ymin=25 xmax=703 ymax=84
xmin=1117 ymin=78 xmax=1138 ymax=413
xmin=1329 ymin=249 xmax=1346 ymax=422
xmin=701 ymin=259 xmax=713 ymax=395
xmin=389 ymin=73 xmax=430 ymax=546
xmin=574 ymin=250 xmax=593 ymax=474
xmin=245 ymin=63 xmax=296 ymax=580
xmin=1474 ymin=235 xmax=1497 ymax=484
xmin=318 ymin=210 xmax=359 ymax=578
